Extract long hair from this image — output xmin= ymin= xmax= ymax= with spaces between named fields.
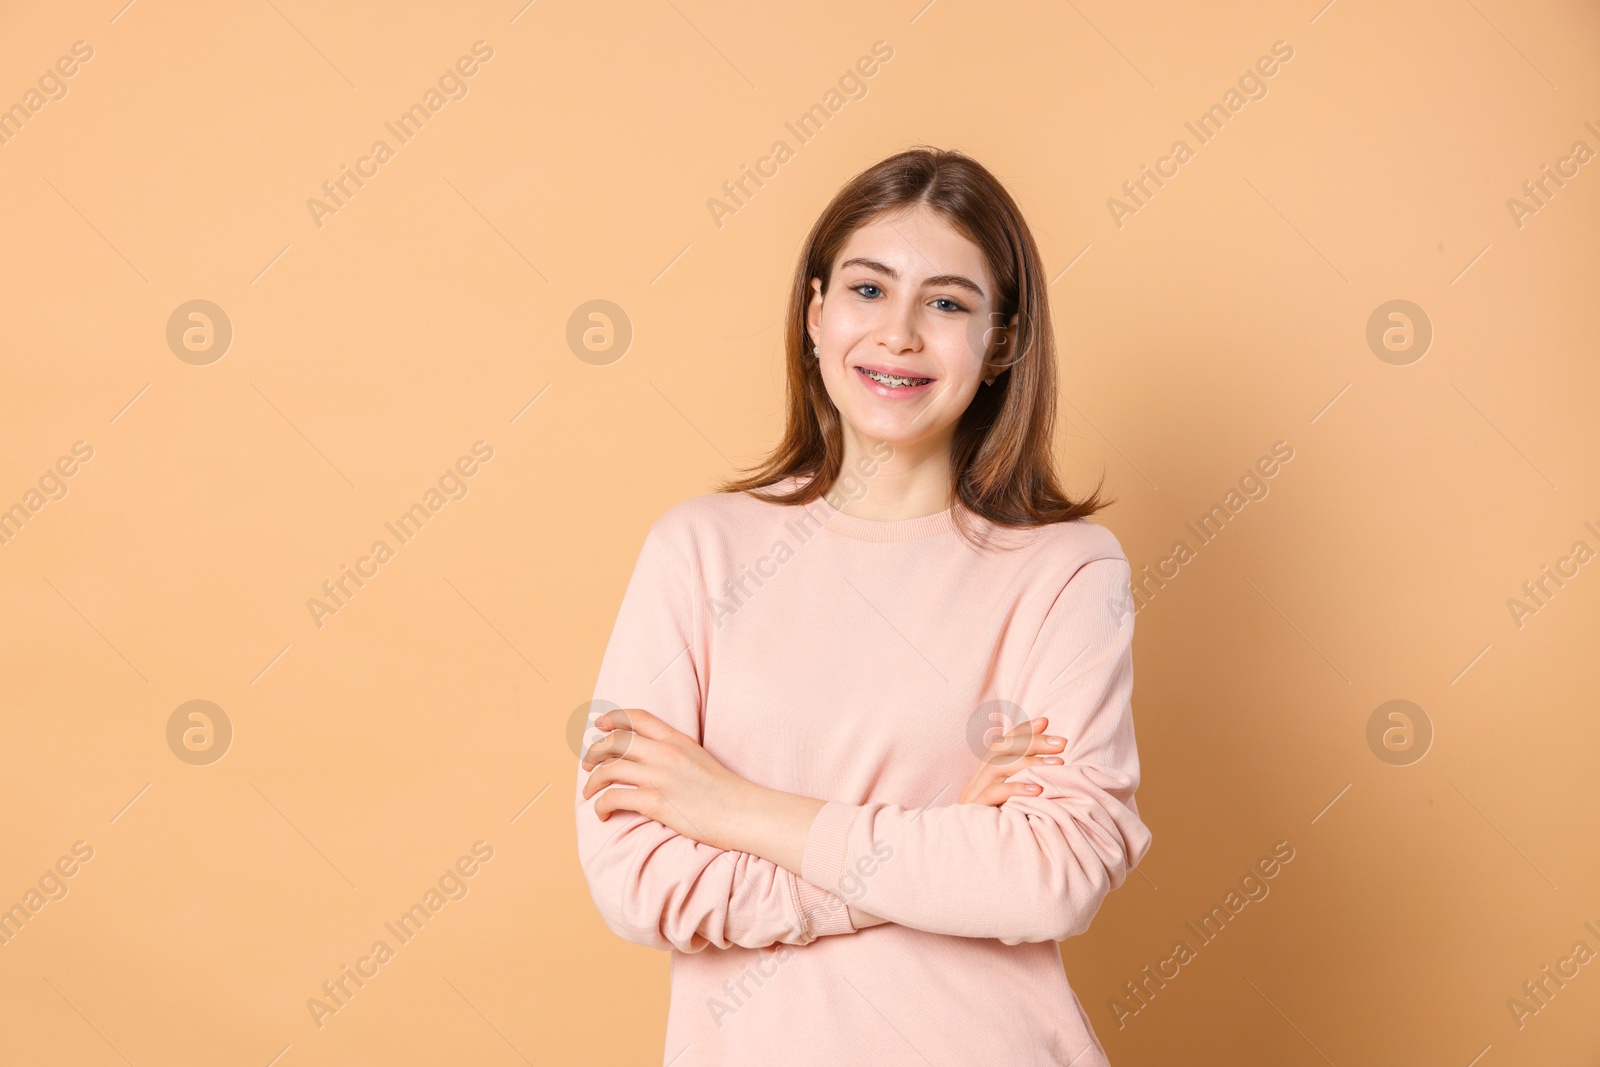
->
xmin=715 ymin=145 xmax=1112 ymax=549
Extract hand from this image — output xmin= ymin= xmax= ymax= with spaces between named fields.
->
xmin=847 ymin=719 xmax=1067 ymax=931
xmin=580 ymin=707 xmax=754 ymax=852
xmin=958 ymin=715 xmax=1066 ymax=805
xmin=847 ymin=902 xmax=891 ymax=929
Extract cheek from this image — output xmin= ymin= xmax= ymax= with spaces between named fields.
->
xmin=825 ymin=300 xmax=876 ymax=340
xmin=932 ymin=327 xmax=987 ymax=375
xmin=962 ymin=311 xmax=999 ymax=354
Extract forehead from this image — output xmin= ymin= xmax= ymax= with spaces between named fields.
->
xmin=831 ymin=205 xmax=993 ymax=293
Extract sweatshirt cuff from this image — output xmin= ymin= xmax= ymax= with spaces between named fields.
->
xmin=791 ymin=873 xmax=856 ymax=938
xmin=800 ymin=800 xmax=860 ymax=896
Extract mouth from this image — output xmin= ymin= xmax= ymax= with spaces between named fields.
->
xmin=855 ymin=365 xmax=937 ymax=395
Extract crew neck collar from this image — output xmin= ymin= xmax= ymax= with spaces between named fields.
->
xmin=780 ymin=476 xmax=960 ymax=542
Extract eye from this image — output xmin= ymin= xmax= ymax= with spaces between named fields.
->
xmin=931 ymin=297 xmax=967 ymax=313
xmin=849 ymin=282 xmax=884 ymax=299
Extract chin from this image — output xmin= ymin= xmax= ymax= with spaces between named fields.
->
xmin=847 ymin=413 xmax=934 ymax=443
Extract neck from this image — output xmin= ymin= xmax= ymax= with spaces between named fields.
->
xmin=833 ymin=429 xmax=953 ymax=521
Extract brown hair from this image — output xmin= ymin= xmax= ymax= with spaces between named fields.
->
xmin=715 ymin=145 xmax=1112 ymax=549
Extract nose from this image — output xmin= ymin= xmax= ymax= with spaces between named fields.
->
xmin=875 ymin=293 xmax=921 ymax=353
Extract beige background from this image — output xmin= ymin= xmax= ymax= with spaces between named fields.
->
xmin=2 ymin=0 xmax=1597 ymax=1063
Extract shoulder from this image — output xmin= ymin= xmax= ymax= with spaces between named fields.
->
xmin=1016 ymin=519 xmax=1132 ymax=623
xmin=646 ymin=487 xmax=781 ymax=559
xmin=1023 ymin=520 xmax=1135 ymax=633
xmin=1022 ymin=517 xmax=1129 ymax=578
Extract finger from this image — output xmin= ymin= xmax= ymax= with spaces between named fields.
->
xmin=596 ymin=707 xmax=681 ymax=742
xmin=581 ymin=729 xmax=631 ymax=770
xmin=581 ymin=730 xmax=667 ymax=772
xmin=985 ymin=719 xmax=1046 ymax=767
xmin=982 ymin=721 xmax=1060 ymax=762
xmin=990 ymin=717 xmax=1046 ymax=749
xmin=973 ymin=782 xmax=1010 ymax=805
xmin=1001 ymin=753 xmax=1066 ymax=774
xmin=979 ymin=716 xmax=1030 ymax=758
xmin=960 ymin=769 xmax=999 ymax=804
xmin=581 ymin=756 xmax=654 ymax=800
xmin=982 ymin=753 xmax=1066 ymax=785
xmin=1026 ymin=733 xmax=1069 ymax=757
xmin=966 ymin=754 xmax=1012 ymax=790
xmin=974 ymin=779 xmax=1043 ymax=806
xmin=581 ymin=761 xmax=618 ymax=801
xmin=593 ymin=784 xmax=653 ymax=822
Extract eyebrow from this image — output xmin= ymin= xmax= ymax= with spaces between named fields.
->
xmin=837 ymin=257 xmax=987 ymax=300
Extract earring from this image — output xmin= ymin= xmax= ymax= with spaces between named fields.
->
xmin=813 ymin=346 xmax=820 ymax=357
xmin=983 ymin=376 xmax=995 ymax=386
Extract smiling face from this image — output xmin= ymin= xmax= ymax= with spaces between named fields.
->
xmin=806 ymin=203 xmax=1013 ymax=470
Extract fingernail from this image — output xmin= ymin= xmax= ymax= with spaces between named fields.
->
xmin=1044 ymin=756 xmax=1063 ymax=765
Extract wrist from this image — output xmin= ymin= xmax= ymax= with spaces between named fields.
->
xmin=733 ymin=783 xmax=825 ymax=876
xmin=712 ymin=778 xmax=768 ymax=853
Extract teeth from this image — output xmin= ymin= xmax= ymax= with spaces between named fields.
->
xmin=863 ymin=368 xmax=932 ymax=387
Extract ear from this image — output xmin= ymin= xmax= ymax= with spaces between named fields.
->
xmin=805 ymin=277 xmax=825 ymax=347
xmin=985 ymin=313 xmax=1022 ymax=377
xmin=985 ymin=312 xmax=1020 ymax=354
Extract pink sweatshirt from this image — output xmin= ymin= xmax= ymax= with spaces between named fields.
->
xmin=574 ymin=474 xmax=1152 ymax=1066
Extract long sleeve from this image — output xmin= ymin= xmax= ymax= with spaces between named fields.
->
xmin=574 ymin=521 xmax=860 ymax=952
xmin=798 ymin=555 xmax=1152 ymax=946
